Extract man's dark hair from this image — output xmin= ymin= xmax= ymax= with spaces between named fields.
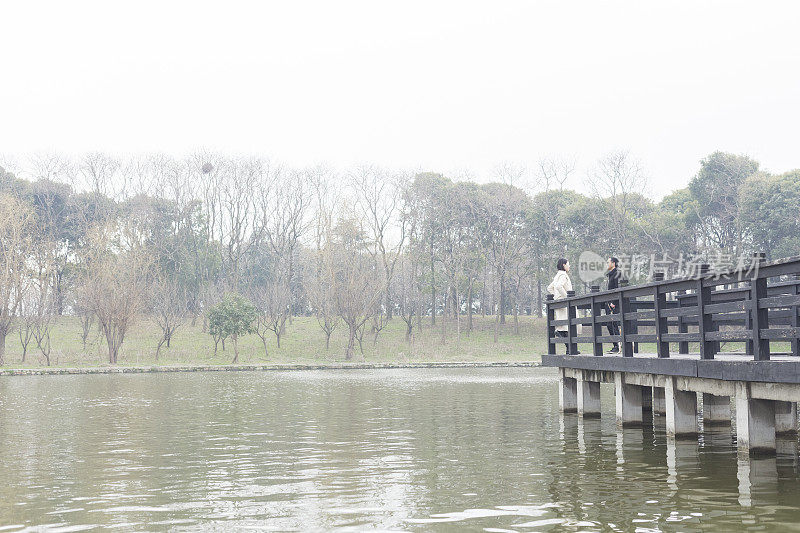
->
xmin=557 ymin=258 xmax=568 ymax=271
xmin=609 ymin=257 xmax=619 ymax=268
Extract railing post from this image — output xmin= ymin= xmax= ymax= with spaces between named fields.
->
xmin=654 ymin=285 xmax=669 ymax=358
xmin=590 ymin=293 xmax=603 ymax=357
xmin=678 ymin=289 xmax=689 ymax=354
xmin=699 ymin=264 xmax=721 ymax=354
xmin=546 ymin=294 xmax=556 ymax=355
xmin=697 ymin=279 xmax=715 ymax=359
xmin=751 ymin=273 xmax=770 ymax=361
xmin=793 ymin=274 xmax=800 ymax=357
xmin=631 ymin=295 xmax=639 ymax=354
xmin=746 ymin=289 xmax=754 ymax=355
xmin=567 ymin=290 xmax=577 ymax=355
xmin=621 ymin=290 xmax=633 ymax=357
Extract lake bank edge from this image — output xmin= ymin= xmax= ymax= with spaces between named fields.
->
xmin=0 ymin=360 xmax=542 ymax=376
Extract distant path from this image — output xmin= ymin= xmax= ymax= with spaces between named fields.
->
xmin=0 ymin=361 xmax=541 ymax=376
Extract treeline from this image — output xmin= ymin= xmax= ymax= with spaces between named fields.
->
xmin=0 ymin=150 xmax=797 ymax=364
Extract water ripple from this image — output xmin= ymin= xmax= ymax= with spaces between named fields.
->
xmin=1 ymin=369 xmax=800 ymax=530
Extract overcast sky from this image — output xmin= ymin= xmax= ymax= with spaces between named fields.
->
xmin=2 ymin=1 xmax=799 ymax=199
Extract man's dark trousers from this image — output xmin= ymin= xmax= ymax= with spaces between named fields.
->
xmin=605 ymin=302 xmax=620 ymax=349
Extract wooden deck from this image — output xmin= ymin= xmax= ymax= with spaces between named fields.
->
xmin=542 ymin=256 xmax=800 ymax=373
xmin=543 ymin=352 xmax=800 ymax=383
xmin=543 ymin=258 xmax=800 ymax=454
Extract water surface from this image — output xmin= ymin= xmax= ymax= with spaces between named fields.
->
xmin=1 ymin=368 xmax=800 ymax=531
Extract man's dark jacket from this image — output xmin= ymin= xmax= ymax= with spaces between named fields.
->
xmin=605 ymin=266 xmax=622 ymax=344
xmin=607 ymin=267 xmax=620 ymax=291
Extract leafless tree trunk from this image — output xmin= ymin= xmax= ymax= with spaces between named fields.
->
xmin=0 ymin=194 xmax=34 ymax=365
xmin=467 ymin=277 xmax=474 ymax=333
xmin=350 ymin=166 xmax=409 ymax=325
xmin=81 ymin=222 xmax=152 ymax=364
xmin=18 ymin=315 xmax=34 ymax=362
xmin=152 ymin=277 xmax=188 ymax=360
xmin=585 ymin=150 xmax=647 ymax=249
xmin=331 ymin=218 xmax=384 ymax=360
xmin=254 ymin=314 xmax=271 ymax=358
xmin=78 ymin=310 xmax=94 ymax=350
xmin=231 ymin=332 xmax=240 ymax=364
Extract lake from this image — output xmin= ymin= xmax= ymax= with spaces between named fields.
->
xmin=1 ymin=368 xmax=800 ymax=531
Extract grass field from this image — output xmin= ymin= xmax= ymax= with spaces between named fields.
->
xmin=1 ymin=315 xmax=548 ymax=368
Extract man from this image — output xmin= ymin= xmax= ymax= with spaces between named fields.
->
xmin=605 ymin=257 xmax=621 ymax=353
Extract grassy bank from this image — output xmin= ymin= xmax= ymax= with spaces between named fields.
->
xmin=2 ymin=315 xmax=547 ymax=368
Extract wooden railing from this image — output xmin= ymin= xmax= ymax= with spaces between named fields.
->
xmin=546 ymin=256 xmax=800 ymax=361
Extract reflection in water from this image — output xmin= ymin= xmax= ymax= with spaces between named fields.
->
xmin=577 ymin=416 xmax=602 ymax=456
xmin=616 ymin=428 xmax=643 ymax=470
xmin=738 ymin=455 xmax=778 ymax=508
xmin=666 ymin=437 xmax=699 ymax=495
xmin=0 ymin=369 xmax=800 ymax=530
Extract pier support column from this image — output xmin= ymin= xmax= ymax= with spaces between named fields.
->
xmin=653 ymin=387 xmax=666 ymax=416
xmin=703 ymin=393 xmax=731 ymax=426
xmin=577 ymin=373 xmax=601 ymax=418
xmin=775 ymin=401 xmax=797 ymax=435
xmin=665 ymin=377 xmax=697 ymax=438
xmin=559 ymin=369 xmax=577 ymax=413
xmin=735 ymin=382 xmax=776 ymax=456
xmin=642 ymin=386 xmax=653 ymax=413
xmin=614 ymin=373 xmax=643 ymax=427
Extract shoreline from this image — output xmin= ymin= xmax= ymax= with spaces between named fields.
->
xmin=0 ymin=360 xmax=541 ymax=376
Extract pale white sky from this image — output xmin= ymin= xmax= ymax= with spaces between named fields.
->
xmin=2 ymin=1 xmax=799 ymax=199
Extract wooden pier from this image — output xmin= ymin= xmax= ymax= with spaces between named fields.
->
xmin=542 ymin=255 xmax=800 ymax=455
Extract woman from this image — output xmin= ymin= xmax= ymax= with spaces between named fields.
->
xmin=547 ymin=258 xmax=578 ymax=354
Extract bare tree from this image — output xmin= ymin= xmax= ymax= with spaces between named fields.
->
xmin=350 ymin=166 xmax=408 ymax=323
xmin=507 ymin=253 xmax=534 ymax=335
xmin=73 ymin=152 xmax=122 ymax=198
xmin=263 ymin=168 xmax=311 ymax=324
xmin=252 ymin=312 xmax=272 ymax=358
xmin=479 ymin=182 xmax=531 ymax=341
xmin=305 ymin=169 xmax=341 ymax=350
xmin=81 ymin=223 xmax=152 ymax=364
xmin=395 ymin=253 xmax=424 ymax=344
xmin=0 ymin=194 xmax=34 ymax=364
xmin=191 ymin=154 xmax=272 ymax=291
xmin=17 ymin=291 xmax=36 ymax=362
xmin=74 ymin=301 xmax=95 ymax=351
xmin=331 ymin=218 xmax=384 ymax=360
xmin=536 ymin=156 xmax=576 ymax=192
xmin=28 ymin=239 xmax=58 ymax=366
xmin=305 ymin=253 xmax=340 ymax=351
xmin=493 ymin=162 xmax=528 ymax=188
xmin=151 ymin=276 xmax=188 ymax=359
xmin=249 ymin=270 xmax=291 ymax=351
xmin=586 ymin=150 xmax=647 ymax=248
xmin=32 ymin=308 xmax=54 ymax=366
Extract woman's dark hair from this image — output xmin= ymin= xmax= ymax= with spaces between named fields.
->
xmin=556 ymin=258 xmax=569 ymax=271
xmin=609 ymin=256 xmax=619 ymax=268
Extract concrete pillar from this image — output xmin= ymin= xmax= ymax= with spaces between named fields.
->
xmin=653 ymin=387 xmax=666 ymax=416
xmin=577 ymin=374 xmax=601 ymax=418
xmin=702 ymin=393 xmax=731 ymax=426
xmin=614 ymin=372 xmax=643 ymax=427
xmin=735 ymin=382 xmax=776 ymax=456
xmin=642 ymin=386 xmax=653 ymax=412
xmin=774 ymin=401 xmax=797 ymax=435
xmin=665 ymin=377 xmax=697 ymax=438
xmin=559 ymin=370 xmax=577 ymax=413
